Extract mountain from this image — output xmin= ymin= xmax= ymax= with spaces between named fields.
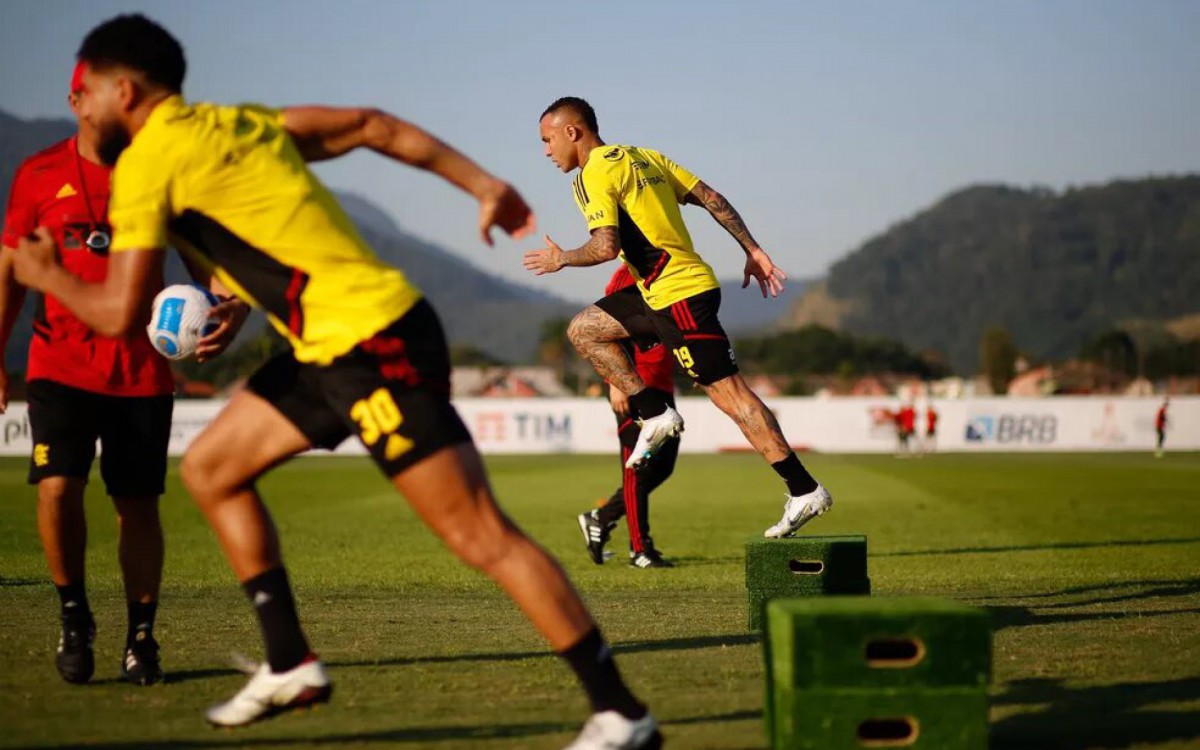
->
xmin=781 ymin=180 xmax=1200 ymax=373
xmin=1 ymin=110 xmax=573 ymax=369
xmin=716 ymin=276 xmax=804 ymax=334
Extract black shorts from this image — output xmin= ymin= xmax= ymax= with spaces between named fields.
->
xmin=26 ymin=379 xmax=173 ymax=497
xmin=247 ymin=299 xmax=472 ymax=477
xmin=595 ymin=287 xmax=738 ymax=386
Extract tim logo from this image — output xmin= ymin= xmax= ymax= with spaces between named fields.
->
xmin=966 ymin=414 xmax=1057 ymax=444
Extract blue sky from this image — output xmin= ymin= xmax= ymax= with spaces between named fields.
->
xmin=3 ymin=0 xmax=1198 ymax=304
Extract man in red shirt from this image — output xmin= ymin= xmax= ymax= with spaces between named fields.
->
xmin=0 ymin=64 xmax=240 ymax=687
xmin=895 ymin=403 xmax=916 ymax=457
xmin=1155 ymin=398 xmax=1169 ymax=458
xmin=924 ymin=404 xmax=939 ymax=454
xmin=578 ymin=266 xmax=678 ymax=569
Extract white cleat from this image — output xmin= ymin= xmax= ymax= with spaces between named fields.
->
xmin=205 ymin=658 xmax=332 ymax=727
xmin=624 ymin=406 xmax=684 ymax=469
xmin=564 ymin=710 xmax=663 ymax=750
xmin=763 ymin=485 xmax=833 ymax=538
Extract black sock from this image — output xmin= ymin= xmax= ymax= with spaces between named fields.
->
xmin=628 ymin=389 xmax=667 ymax=420
xmin=56 ymin=582 xmax=90 ymax=620
xmin=242 ymin=567 xmax=311 ymax=673
xmin=772 ymin=452 xmax=819 ymax=496
xmin=127 ymin=601 xmax=158 ymax=646
xmin=559 ymin=627 xmax=646 ymax=719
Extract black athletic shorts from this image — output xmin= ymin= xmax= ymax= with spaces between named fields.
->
xmin=247 ymin=299 xmax=472 ymax=477
xmin=26 ymin=379 xmax=173 ymax=497
xmin=595 ymin=286 xmax=738 ymax=386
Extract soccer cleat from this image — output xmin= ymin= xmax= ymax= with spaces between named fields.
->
xmin=763 ymin=485 xmax=833 ymax=538
xmin=629 ymin=548 xmax=674 ymax=569
xmin=563 ymin=710 xmax=663 ymax=750
xmin=56 ymin=614 xmax=96 ymax=685
xmin=205 ymin=657 xmax=332 ymax=727
xmin=624 ymin=407 xmax=684 ymax=469
xmin=120 ymin=629 xmax=164 ymax=686
xmin=578 ymin=510 xmax=616 ymax=565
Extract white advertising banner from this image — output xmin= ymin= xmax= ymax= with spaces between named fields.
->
xmin=0 ymin=396 xmax=1195 ymax=457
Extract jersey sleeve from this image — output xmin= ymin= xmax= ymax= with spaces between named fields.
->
xmin=108 ymin=140 xmax=173 ymax=252
xmin=574 ymin=163 xmax=620 ymax=231
xmin=1 ymin=163 xmax=38 ymax=248
xmin=657 ymin=152 xmax=700 ymax=203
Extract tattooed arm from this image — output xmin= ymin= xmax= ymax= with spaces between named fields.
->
xmin=522 ymin=226 xmax=619 ymax=276
xmin=686 ymin=180 xmax=787 ymax=298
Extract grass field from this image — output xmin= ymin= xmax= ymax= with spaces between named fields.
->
xmin=1 ymin=452 xmax=1198 ymax=749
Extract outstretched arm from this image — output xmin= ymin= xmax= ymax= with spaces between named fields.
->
xmin=281 ymin=107 xmax=534 ymax=246
xmin=686 ymin=180 xmax=787 ymax=298
xmin=522 ymin=227 xmax=619 ymax=276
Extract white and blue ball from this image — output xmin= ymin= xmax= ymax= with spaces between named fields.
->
xmin=147 ymin=284 xmax=220 ymax=360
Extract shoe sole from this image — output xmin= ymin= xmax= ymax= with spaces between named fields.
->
xmin=624 ymin=424 xmax=683 ymax=470
xmin=577 ymin=515 xmax=605 ymax=566
xmin=764 ymin=501 xmax=832 ymax=538
xmin=207 ymin=683 xmax=333 ymax=728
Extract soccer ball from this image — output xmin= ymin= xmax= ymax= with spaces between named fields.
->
xmin=147 ymin=284 xmax=220 ymax=360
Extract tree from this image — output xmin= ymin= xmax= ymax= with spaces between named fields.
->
xmin=1079 ymin=329 xmax=1137 ymax=377
xmin=979 ymin=326 xmax=1018 ymax=394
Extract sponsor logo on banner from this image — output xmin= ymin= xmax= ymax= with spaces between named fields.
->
xmin=965 ymin=414 xmax=1057 ymax=444
xmin=471 ymin=411 xmax=572 ymax=447
xmin=3 ymin=412 xmax=30 ymax=447
xmin=1090 ymin=402 xmax=1127 ymax=446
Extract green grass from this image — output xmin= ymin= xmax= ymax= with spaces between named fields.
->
xmin=1 ymin=452 xmax=1198 ymax=749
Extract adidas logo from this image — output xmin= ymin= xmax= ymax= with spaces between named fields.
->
xmin=632 ymin=555 xmax=654 ymax=568
xmin=55 ymin=183 xmax=78 ymax=199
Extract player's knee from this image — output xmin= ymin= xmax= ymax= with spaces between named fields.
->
xmin=566 ymin=313 xmax=595 ymax=354
xmin=180 ymin=445 xmax=235 ymax=503
xmin=442 ymin=518 xmax=518 ymax=573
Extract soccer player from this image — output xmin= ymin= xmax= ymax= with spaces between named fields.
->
xmin=896 ymin=403 xmax=916 ymax=457
xmin=526 ymin=97 xmax=831 ymax=539
xmin=578 ymin=264 xmax=679 ymax=569
xmin=8 ymin=16 xmax=660 ymax=748
xmin=923 ymin=404 xmax=939 ymax=454
xmin=0 ymin=62 xmax=241 ymax=686
xmin=1155 ymin=398 xmax=1169 ymax=458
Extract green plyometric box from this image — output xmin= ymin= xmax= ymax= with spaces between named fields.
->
xmin=762 ymin=597 xmax=992 ymax=748
xmin=746 ymin=536 xmax=871 ymax=630
xmin=769 ymin=687 xmax=988 ymax=750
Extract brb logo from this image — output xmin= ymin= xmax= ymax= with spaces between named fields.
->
xmin=965 ymin=414 xmax=1057 ymax=444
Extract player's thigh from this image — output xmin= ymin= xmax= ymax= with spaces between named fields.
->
xmin=184 ymin=353 xmax=336 ymax=494
xmin=578 ymin=287 xmax=658 ymax=345
xmin=319 ymin=300 xmax=473 ymax=479
xmin=26 ymin=380 xmax=100 ymax=487
xmin=649 ymin=289 xmax=739 ymax=386
xmin=97 ymin=393 xmax=173 ymax=498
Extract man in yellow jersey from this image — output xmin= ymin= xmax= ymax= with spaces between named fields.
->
xmin=8 ymin=18 xmax=660 ymax=749
xmin=525 ymin=97 xmax=832 ymax=540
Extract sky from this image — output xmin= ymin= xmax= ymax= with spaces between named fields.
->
xmin=2 ymin=0 xmax=1198 ymax=304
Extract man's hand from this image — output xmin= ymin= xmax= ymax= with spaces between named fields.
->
xmin=0 ymin=367 xmax=9 ymax=414
xmin=743 ymin=246 xmax=787 ymax=299
xmin=478 ymin=181 xmax=536 ymax=247
xmin=608 ymin=384 xmax=630 ymax=418
xmin=9 ymin=227 xmax=61 ymax=292
xmin=523 ymin=235 xmax=568 ymax=276
xmin=195 ymin=298 xmax=251 ymax=362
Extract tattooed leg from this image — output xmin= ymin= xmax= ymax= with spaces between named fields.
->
xmin=703 ymin=374 xmax=791 ymax=462
xmin=566 ymin=305 xmax=646 ymax=395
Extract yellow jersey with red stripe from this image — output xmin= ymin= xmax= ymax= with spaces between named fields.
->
xmin=572 ymin=144 xmax=718 ymax=309
xmin=108 ymin=95 xmax=422 ymax=365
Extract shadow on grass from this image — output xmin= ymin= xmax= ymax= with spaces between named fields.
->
xmin=876 ymin=536 xmax=1200 ymax=558
xmin=991 ymin=677 xmax=1200 ymax=749
xmin=987 ymin=605 xmax=1198 ymax=631
xmin=967 ymin=576 xmax=1200 ymax=604
xmin=0 ymin=575 xmax=42 ymax=587
xmin=157 ymin=633 xmax=761 ymax=684
xmin=21 ymin=709 xmax=760 ymax=748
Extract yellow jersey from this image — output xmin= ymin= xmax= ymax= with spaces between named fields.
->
xmin=108 ymin=96 xmax=422 ymax=365
xmin=573 ymin=144 xmax=719 ymax=309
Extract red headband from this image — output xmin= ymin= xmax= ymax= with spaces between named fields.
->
xmin=70 ymin=61 xmax=86 ymax=94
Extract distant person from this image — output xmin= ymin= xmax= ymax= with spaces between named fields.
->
xmin=578 ymin=265 xmax=679 ymax=569
xmin=1155 ymin=398 xmax=1169 ymax=458
xmin=9 ymin=16 xmax=659 ymax=747
xmin=923 ymin=404 xmax=939 ymax=454
xmin=895 ymin=403 xmax=916 ymax=457
xmin=525 ymin=96 xmax=831 ymax=541
xmin=0 ymin=62 xmax=243 ymax=686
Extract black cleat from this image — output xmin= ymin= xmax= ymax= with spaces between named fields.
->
xmin=56 ymin=615 xmax=96 ymax=685
xmin=120 ymin=629 xmax=164 ymax=686
xmin=629 ymin=547 xmax=675 ymax=569
xmin=578 ymin=510 xmax=615 ymax=565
